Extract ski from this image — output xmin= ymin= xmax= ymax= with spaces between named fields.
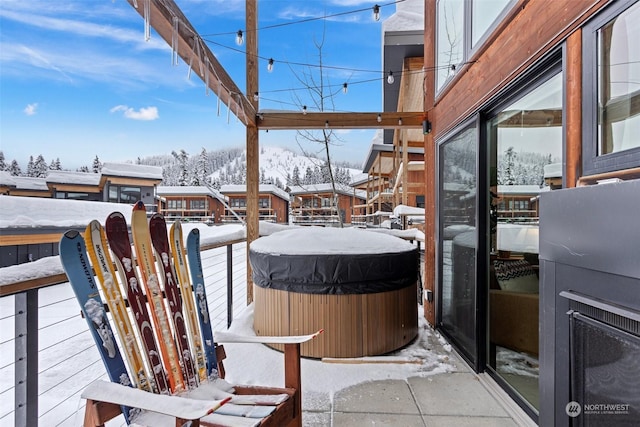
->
xmin=185 ymin=228 xmax=219 ymax=380
xmin=105 ymin=211 xmax=170 ymax=395
xmin=84 ymin=220 xmax=152 ymax=392
xmin=131 ymin=201 xmax=185 ymax=393
xmin=59 ymin=230 xmax=135 ymax=423
xmin=149 ymin=213 xmax=198 ymax=390
xmin=169 ymin=220 xmax=208 ymax=382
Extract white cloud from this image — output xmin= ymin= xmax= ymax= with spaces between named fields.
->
xmin=24 ymin=103 xmax=38 ymax=116
xmin=110 ymin=105 xmax=159 ymax=121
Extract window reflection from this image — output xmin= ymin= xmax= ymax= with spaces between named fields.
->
xmin=487 ymin=70 xmax=563 ymax=411
xmin=472 ymin=0 xmax=511 ymax=47
xmin=598 ymin=1 xmax=640 ymax=155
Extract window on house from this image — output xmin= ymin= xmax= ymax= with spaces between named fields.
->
xmin=583 ymin=0 xmax=640 ymax=175
xmin=190 ymin=199 xmax=206 ymax=210
xmin=437 ymin=0 xmax=514 ymax=92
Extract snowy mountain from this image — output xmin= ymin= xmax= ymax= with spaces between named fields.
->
xmin=139 ymin=145 xmax=362 ymax=188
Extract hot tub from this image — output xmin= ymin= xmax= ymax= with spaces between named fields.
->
xmin=250 ymin=227 xmax=419 ymax=358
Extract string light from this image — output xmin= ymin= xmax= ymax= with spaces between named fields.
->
xmin=325 ymin=120 xmax=329 ymax=129
xmin=387 ymin=71 xmax=395 ymax=84
xmin=373 ymin=5 xmax=380 ymax=21
xmin=253 ymin=92 xmax=259 ymax=101
xmin=236 ymin=30 xmax=244 ymax=46
xmin=398 ymin=118 xmax=403 ymax=126
xmin=302 ymin=105 xmax=307 ymax=115
xmin=377 ymin=114 xmax=382 ymax=123
xmin=343 ymin=83 xmax=348 ymax=94
xmin=267 ymin=58 xmax=274 ymax=72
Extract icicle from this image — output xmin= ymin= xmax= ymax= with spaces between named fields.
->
xmin=226 ymin=97 xmax=231 ymax=124
xmin=132 ymin=0 xmax=138 ymax=8
xmin=187 ymin=56 xmax=193 ymax=80
xmin=171 ymin=16 xmax=179 ymax=66
xmin=143 ymin=0 xmax=151 ymax=42
xmin=217 ymin=96 xmax=221 ymax=117
xmin=205 ymin=61 xmax=210 ymax=96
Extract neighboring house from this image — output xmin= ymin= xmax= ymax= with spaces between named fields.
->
xmin=156 ymin=186 xmax=226 ymax=223
xmin=219 ymin=184 xmax=289 ymax=224
xmin=289 ymin=183 xmax=366 ymax=226
xmin=421 ymin=0 xmax=640 ymax=424
xmin=0 ymin=163 xmax=163 ymax=267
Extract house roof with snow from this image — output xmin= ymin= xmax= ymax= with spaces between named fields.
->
xmin=156 ymin=185 xmax=225 ymax=200
xmin=289 ymin=183 xmax=366 ymax=200
xmin=497 ymin=185 xmax=542 ymax=195
xmin=11 ymin=176 xmax=51 ymax=191
xmin=46 ymin=170 xmax=101 ymax=186
xmin=220 ymin=184 xmax=290 ymax=201
xmin=101 ymin=162 xmax=163 ymax=180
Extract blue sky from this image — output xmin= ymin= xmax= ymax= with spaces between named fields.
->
xmin=0 ymin=0 xmax=397 ymax=171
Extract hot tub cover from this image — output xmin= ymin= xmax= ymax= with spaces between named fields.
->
xmin=250 ymin=227 xmax=419 ymax=294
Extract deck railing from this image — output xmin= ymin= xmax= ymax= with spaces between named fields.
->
xmin=0 ymin=237 xmax=247 ymax=427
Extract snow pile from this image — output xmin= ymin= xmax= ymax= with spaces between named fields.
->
xmin=250 ymin=227 xmax=415 ymax=255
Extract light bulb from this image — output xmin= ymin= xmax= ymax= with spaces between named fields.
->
xmin=343 ymin=83 xmax=348 ymax=94
xmin=267 ymin=58 xmax=274 ymax=73
xmin=302 ymin=105 xmax=307 ymax=115
xmin=398 ymin=118 xmax=403 ymax=126
xmin=373 ymin=5 xmax=380 ymax=21
xmin=253 ymin=92 xmax=259 ymax=102
xmin=387 ymin=71 xmax=394 ymax=85
xmin=325 ymin=120 xmax=329 ymax=129
xmin=236 ymin=30 xmax=244 ymax=46
xmin=377 ymin=114 xmax=382 ymax=123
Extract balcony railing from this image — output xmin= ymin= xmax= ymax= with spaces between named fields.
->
xmin=0 ymin=237 xmax=248 ymax=427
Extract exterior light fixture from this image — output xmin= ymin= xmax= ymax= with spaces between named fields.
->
xmin=253 ymin=92 xmax=259 ymax=102
xmin=343 ymin=83 xmax=348 ymax=94
xmin=236 ymin=30 xmax=244 ymax=46
xmin=423 ymin=120 xmax=432 ymax=134
xmin=377 ymin=113 xmax=382 ymax=123
xmin=302 ymin=105 xmax=307 ymax=115
xmin=267 ymin=58 xmax=274 ymax=72
xmin=373 ymin=4 xmax=380 ymax=21
xmin=398 ymin=118 xmax=403 ymax=126
xmin=325 ymin=120 xmax=329 ymax=129
xmin=387 ymin=71 xmax=394 ymax=84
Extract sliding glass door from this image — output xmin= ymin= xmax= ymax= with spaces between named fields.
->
xmin=438 ymin=121 xmax=479 ymax=367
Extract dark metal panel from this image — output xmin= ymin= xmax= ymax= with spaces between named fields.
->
xmin=539 ymin=179 xmax=640 ymax=280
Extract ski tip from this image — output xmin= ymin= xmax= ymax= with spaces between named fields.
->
xmin=191 ymin=228 xmax=200 ymax=237
xmin=107 ymin=211 xmax=125 ymax=220
xmin=133 ymin=200 xmax=145 ymax=211
xmin=88 ymin=219 xmax=101 ymax=231
xmin=63 ymin=229 xmax=80 ymax=239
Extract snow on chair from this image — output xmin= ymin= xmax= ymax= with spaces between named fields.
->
xmin=60 ymin=207 xmax=321 ymax=427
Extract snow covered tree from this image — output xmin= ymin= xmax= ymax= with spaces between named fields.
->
xmin=26 ymin=156 xmax=35 ymax=177
xmin=292 ymin=165 xmax=301 ymax=185
xmin=503 ymin=147 xmax=516 ymax=185
xmin=33 ymin=155 xmax=48 ymax=178
xmin=191 ymin=148 xmax=208 ymax=186
xmin=0 ymin=151 xmax=6 ymax=171
xmin=92 ymin=156 xmax=102 ymax=173
xmin=49 ymin=158 xmax=62 ymax=170
xmin=9 ymin=160 xmax=21 ymax=176
xmin=172 ymin=149 xmax=189 ymax=186
xmin=77 ymin=165 xmax=90 ymax=172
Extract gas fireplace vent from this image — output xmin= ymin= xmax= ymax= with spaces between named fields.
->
xmin=561 ymin=291 xmax=640 ymax=336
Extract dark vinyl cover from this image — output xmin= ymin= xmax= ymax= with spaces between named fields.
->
xmin=250 ymin=248 xmax=419 ymax=295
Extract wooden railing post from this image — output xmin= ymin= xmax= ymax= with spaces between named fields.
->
xmin=14 ymin=289 xmax=38 ymax=427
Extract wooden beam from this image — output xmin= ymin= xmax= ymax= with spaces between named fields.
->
xmin=566 ymin=30 xmax=582 ymax=188
xmin=257 ymin=112 xmax=425 ymax=130
xmin=125 ymin=0 xmax=255 ymax=126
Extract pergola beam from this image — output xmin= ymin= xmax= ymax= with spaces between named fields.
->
xmin=257 ymin=112 xmax=425 ymax=130
xmin=125 ymin=0 xmax=255 ymax=127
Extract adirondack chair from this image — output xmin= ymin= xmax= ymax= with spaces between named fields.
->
xmin=60 ymin=211 xmax=321 ymax=427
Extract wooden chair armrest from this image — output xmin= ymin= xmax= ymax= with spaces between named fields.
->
xmin=82 ymin=381 xmax=230 ymax=421
xmin=214 ymin=329 xmax=323 ymax=344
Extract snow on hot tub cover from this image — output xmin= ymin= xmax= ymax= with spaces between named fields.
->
xmin=249 ymin=227 xmax=419 ymax=294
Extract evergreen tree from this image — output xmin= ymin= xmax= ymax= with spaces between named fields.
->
xmin=0 ymin=151 xmax=6 ymax=171
xmin=503 ymin=147 xmax=516 ymax=185
xmin=92 ymin=156 xmax=102 ymax=173
xmin=9 ymin=160 xmax=21 ymax=176
xmin=172 ymin=149 xmax=189 ymax=186
xmin=292 ymin=165 xmax=301 ymax=185
xmin=33 ymin=155 xmax=48 ymax=177
xmin=78 ymin=165 xmax=90 ymax=172
xmin=49 ymin=158 xmax=62 ymax=170
xmin=191 ymin=148 xmax=208 ymax=186
xmin=26 ymin=156 xmax=35 ymax=177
